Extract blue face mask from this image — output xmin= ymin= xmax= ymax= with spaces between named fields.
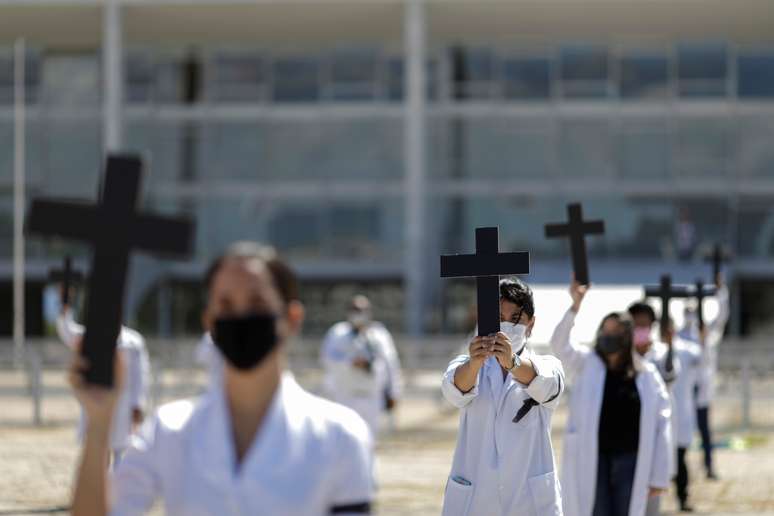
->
xmin=212 ymin=312 xmax=279 ymax=371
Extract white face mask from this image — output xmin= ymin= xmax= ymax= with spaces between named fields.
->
xmin=348 ymin=312 xmax=370 ymax=328
xmin=501 ymin=321 xmax=527 ymax=352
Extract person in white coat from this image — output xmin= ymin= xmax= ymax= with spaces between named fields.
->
xmin=68 ymin=242 xmax=374 ymax=516
xmin=321 ymin=295 xmax=402 ymax=437
xmin=56 ymin=306 xmax=150 ymax=464
xmin=441 ymin=277 xmax=565 ymax=516
xmin=663 ymin=320 xmax=702 ymax=512
xmin=692 ymin=275 xmax=729 ymax=480
xmin=550 ymin=280 xmax=672 ymax=516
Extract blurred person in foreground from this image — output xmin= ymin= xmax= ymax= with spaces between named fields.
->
xmin=69 ymin=242 xmax=374 ymax=515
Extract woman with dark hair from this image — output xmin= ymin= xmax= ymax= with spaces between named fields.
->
xmin=550 ymin=279 xmax=672 ymax=516
xmin=69 ymin=241 xmax=374 ymax=516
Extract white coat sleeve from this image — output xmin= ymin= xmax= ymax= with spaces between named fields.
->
xmin=109 ymin=416 xmax=163 ymax=516
xmin=648 ymin=374 xmax=673 ymax=490
xmin=525 ymin=354 xmax=565 ymax=410
xmin=441 ymin=355 xmax=480 ymax=409
xmin=329 ymin=414 xmax=375 ymax=514
xmin=55 ymin=309 xmax=84 ymax=349
xmin=548 ymin=308 xmax=590 ymax=377
xmin=378 ymin=328 xmax=403 ymax=400
xmin=706 ymin=285 xmax=730 ymax=349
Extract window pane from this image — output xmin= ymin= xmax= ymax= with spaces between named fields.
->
xmin=674 ymin=118 xmax=732 ymax=177
xmin=42 ymin=53 xmax=99 ymax=106
xmin=738 ymin=54 xmax=774 ymax=98
xmin=618 ymin=119 xmax=670 ymax=178
xmin=678 ymin=42 xmax=727 ymax=97
xmin=208 ymin=52 xmax=266 ymax=102
xmin=328 ymin=49 xmax=378 ymax=101
xmin=272 ymin=57 xmax=319 ymax=102
xmin=619 ymin=55 xmax=669 ymax=98
xmin=462 ymin=117 xmax=553 ymax=177
xmin=559 ymin=119 xmax=614 ymax=176
xmin=451 ymin=47 xmax=497 ymax=99
xmin=502 ymin=57 xmax=550 ymax=99
xmin=560 ymin=45 xmax=610 ymax=98
xmin=738 ymin=116 xmax=774 ymax=177
xmin=200 ymin=119 xmax=401 ymax=181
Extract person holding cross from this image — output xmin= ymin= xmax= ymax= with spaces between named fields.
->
xmin=68 ymin=242 xmax=374 ymax=515
xmin=681 ymin=273 xmax=730 ymax=480
xmin=550 ymin=278 xmax=672 ymax=516
xmin=440 ymin=277 xmax=565 ymax=516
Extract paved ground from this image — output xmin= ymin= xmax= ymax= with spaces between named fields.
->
xmin=1 ymin=369 xmax=774 ymax=515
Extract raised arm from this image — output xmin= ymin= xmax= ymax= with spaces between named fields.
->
xmin=56 ymin=307 xmax=84 ymax=349
xmin=549 ymin=279 xmax=591 ymax=376
xmin=706 ymin=280 xmax=730 ymax=347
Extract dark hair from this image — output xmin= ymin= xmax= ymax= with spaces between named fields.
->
xmin=627 ymin=302 xmax=656 ymax=324
xmin=596 ymin=311 xmax=636 ymax=376
xmin=499 ymin=277 xmax=535 ymax=318
xmin=205 ymin=241 xmax=299 ymax=305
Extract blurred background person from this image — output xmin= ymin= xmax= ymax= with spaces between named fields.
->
xmin=321 ymin=294 xmax=402 ymax=437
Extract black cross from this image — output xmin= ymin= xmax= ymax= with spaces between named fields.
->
xmin=544 ymin=203 xmax=605 ymax=286
xmin=27 ymin=155 xmax=195 ymax=386
xmin=692 ymin=278 xmax=717 ymax=331
xmin=644 ymin=274 xmax=692 ymax=334
xmin=704 ymin=243 xmax=732 ymax=285
xmin=440 ymin=227 xmax=530 ymax=336
xmin=48 ymin=255 xmax=84 ymax=307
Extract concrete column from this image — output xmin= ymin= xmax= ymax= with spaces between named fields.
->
xmin=403 ymin=0 xmax=428 ymax=336
xmin=103 ymin=0 xmax=124 ymax=153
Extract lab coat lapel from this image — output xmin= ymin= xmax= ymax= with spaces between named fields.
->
xmin=192 ymin=385 xmax=238 ymax=489
xmin=238 ymin=373 xmax=292 ymax=482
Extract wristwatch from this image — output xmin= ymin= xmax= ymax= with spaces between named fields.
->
xmin=508 ymin=352 xmax=522 ymax=372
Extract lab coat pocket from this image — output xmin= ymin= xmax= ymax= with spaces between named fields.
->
xmin=528 ymin=470 xmax=561 ymax=516
xmin=441 ymin=476 xmax=474 ymax=516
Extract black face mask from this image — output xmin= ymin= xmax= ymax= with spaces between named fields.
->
xmin=212 ymin=313 xmax=279 ymax=371
xmin=595 ymin=334 xmax=628 ymax=356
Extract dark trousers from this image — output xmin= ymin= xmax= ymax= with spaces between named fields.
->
xmin=696 ymin=406 xmax=714 ymax=472
xmin=593 ymin=451 xmax=638 ymax=516
xmin=674 ymin=447 xmax=689 ymax=504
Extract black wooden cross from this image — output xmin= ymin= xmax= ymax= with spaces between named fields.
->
xmin=644 ymin=274 xmax=692 ymax=334
xmin=692 ymin=278 xmax=717 ymax=331
xmin=704 ymin=243 xmax=731 ymax=285
xmin=440 ymin=227 xmax=530 ymax=336
xmin=544 ymin=203 xmax=605 ymax=286
xmin=48 ymin=256 xmax=84 ymax=306
xmin=27 ymin=155 xmax=195 ymax=386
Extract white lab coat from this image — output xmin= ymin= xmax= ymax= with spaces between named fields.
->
xmin=56 ymin=310 xmax=150 ymax=451
xmin=696 ymin=286 xmax=730 ymax=408
xmin=195 ymin=332 xmax=224 ymax=391
xmin=321 ymin=321 xmax=402 ymax=436
xmin=550 ymin=309 xmax=673 ymax=516
xmin=110 ymin=372 xmax=374 ymax=516
xmin=671 ymin=339 xmax=702 ymax=447
xmin=440 ymin=349 xmax=565 ymax=516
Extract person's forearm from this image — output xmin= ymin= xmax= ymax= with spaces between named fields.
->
xmin=72 ymin=426 xmax=110 ymax=516
xmin=453 ymin=360 xmax=482 ymax=393
xmin=511 ymin=358 xmax=537 ymax=385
